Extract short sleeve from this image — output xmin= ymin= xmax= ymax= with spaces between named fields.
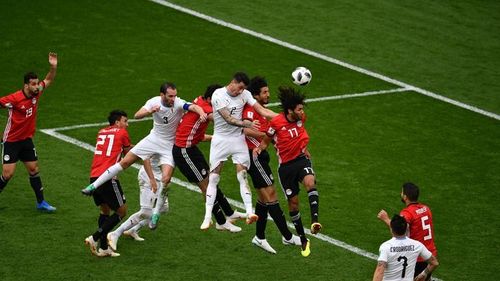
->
xmin=242 ymin=90 xmax=256 ymax=107
xmin=212 ymin=91 xmax=229 ymax=111
xmin=121 ymin=130 xmax=131 ymax=148
xmin=377 ymin=243 xmax=389 ymax=262
xmin=143 ymin=97 xmax=157 ymax=112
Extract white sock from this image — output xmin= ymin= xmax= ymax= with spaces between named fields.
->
xmin=114 ymin=211 xmax=142 ymax=237
xmin=92 ymin=163 xmax=123 ymax=188
xmin=129 ymin=219 xmax=148 ymax=233
xmin=128 ymin=208 xmax=152 ymax=233
xmin=236 ymin=170 xmax=253 ymax=215
xmin=152 ymin=184 xmax=165 ymax=215
xmin=204 ymin=173 xmax=218 ymax=220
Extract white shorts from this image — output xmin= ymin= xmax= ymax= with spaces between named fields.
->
xmin=209 ymin=134 xmax=250 ymax=171
xmin=130 ymin=133 xmax=175 ymax=167
xmin=138 ymin=176 xmax=162 ymax=209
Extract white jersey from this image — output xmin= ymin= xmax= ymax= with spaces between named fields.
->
xmin=211 ymin=87 xmax=256 ymax=137
xmin=378 ymin=236 xmax=432 ymax=281
xmin=142 ymin=96 xmax=188 ymax=143
xmin=138 ymin=155 xmax=162 ymax=183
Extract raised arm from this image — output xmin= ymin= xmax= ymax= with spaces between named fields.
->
xmin=218 ymin=107 xmax=260 ymax=130
xmin=43 ymin=52 xmax=58 ymax=88
xmin=253 ymin=102 xmax=277 ymax=120
xmin=134 ymin=105 xmax=159 ymax=119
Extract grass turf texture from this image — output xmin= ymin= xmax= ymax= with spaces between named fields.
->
xmin=1 ymin=0 xmax=499 ymax=280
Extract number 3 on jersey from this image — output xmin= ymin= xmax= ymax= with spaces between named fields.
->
xmin=95 ymin=134 xmax=115 ymax=157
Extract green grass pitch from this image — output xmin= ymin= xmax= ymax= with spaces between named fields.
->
xmin=1 ymin=1 xmax=499 ymax=280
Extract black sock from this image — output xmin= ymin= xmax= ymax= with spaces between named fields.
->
xmin=255 ymin=201 xmax=268 ymax=239
xmin=29 ymin=173 xmax=44 ymax=203
xmin=212 ymin=201 xmax=226 ymax=225
xmin=216 ymin=187 xmax=234 ymax=216
xmin=97 ymin=214 xmax=109 ymax=249
xmin=290 ymin=210 xmax=306 ymax=244
xmin=307 ymin=188 xmax=319 ymax=223
xmin=92 ymin=213 xmax=121 ymax=249
xmin=0 ymin=175 xmax=9 ymax=192
xmin=268 ymin=201 xmax=292 ymax=240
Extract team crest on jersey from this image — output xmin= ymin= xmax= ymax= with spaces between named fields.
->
xmin=21 ymin=105 xmax=25 ymax=109
xmin=32 ymin=98 xmax=37 ymax=104
xmin=201 ymin=169 xmax=207 ymax=176
xmin=281 ymin=127 xmax=286 ymax=131
xmin=3 ymin=155 xmax=10 ymax=161
xmin=297 ymin=121 xmax=303 ymax=127
xmin=286 ymin=189 xmax=292 ymax=196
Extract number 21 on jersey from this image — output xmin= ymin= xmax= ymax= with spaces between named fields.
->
xmin=95 ymin=134 xmax=115 ymax=157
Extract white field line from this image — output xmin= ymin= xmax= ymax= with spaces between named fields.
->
xmin=268 ymin=87 xmax=410 ymax=107
xmin=149 ymin=0 xmax=499 ymax=123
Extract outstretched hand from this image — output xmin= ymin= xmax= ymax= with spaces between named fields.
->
xmin=48 ymin=52 xmax=58 ymax=67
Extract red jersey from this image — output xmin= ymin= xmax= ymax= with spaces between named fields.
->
xmin=242 ymin=104 xmax=269 ymax=149
xmin=175 ymin=96 xmax=212 ymax=148
xmin=400 ymin=203 xmax=437 ymax=261
xmin=0 ymin=81 xmax=45 ymax=142
xmin=267 ymin=112 xmax=309 ymax=164
xmin=90 ymin=125 xmax=131 ymax=177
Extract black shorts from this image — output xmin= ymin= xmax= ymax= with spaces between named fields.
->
xmin=90 ymin=178 xmax=126 ymax=211
xmin=248 ymin=149 xmax=274 ymax=189
xmin=277 ymin=155 xmax=315 ymax=199
xmin=414 ymin=261 xmax=432 ymax=280
xmin=172 ymin=145 xmax=209 ymax=183
xmin=1 ymin=138 xmax=38 ymax=164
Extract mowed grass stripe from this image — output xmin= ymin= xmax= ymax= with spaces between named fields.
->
xmin=149 ymin=0 xmax=500 ymax=121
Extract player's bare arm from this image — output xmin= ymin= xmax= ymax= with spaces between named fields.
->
xmin=253 ymin=134 xmax=272 ymax=157
xmin=372 ymin=261 xmax=387 ymax=281
xmin=218 ymin=107 xmax=260 ymax=130
xmin=143 ymin=158 xmax=158 ymax=193
xmin=377 ymin=210 xmax=391 ymax=227
xmin=415 ymin=256 xmax=439 ymax=281
xmin=43 ymin=52 xmax=58 ymax=88
xmin=134 ymin=106 xmax=159 ymax=119
xmin=203 ymin=134 xmax=212 ymax=141
xmin=187 ymin=104 xmax=208 ymax=123
xmin=253 ymin=102 xmax=277 ymax=120
xmin=243 ymin=126 xmax=265 ymax=139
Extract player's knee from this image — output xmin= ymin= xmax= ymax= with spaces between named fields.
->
xmin=161 ymin=175 xmax=171 ymax=185
xmin=2 ymin=172 xmax=14 ymax=180
xmin=288 ymin=197 xmax=299 ymax=211
xmin=303 ymin=176 xmax=316 ymax=189
xmin=117 ymin=205 xmax=128 ymax=219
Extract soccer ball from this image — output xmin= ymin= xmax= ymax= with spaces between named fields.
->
xmin=291 ymin=67 xmax=312 ymax=86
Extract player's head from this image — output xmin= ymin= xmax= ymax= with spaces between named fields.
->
xmin=227 ymin=72 xmax=250 ymax=97
xmin=278 ymin=86 xmax=306 ymax=121
xmin=247 ymin=76 xmax=270 ymax=105
xmin=108 ymin=110 xmax=128 ymax=128
xmin=23 ymin=72 xmax=41 ymax=96
xmin=160 ymin=82 xmax=177 ymax=107
xmin=390 ymin=214 xmax=407 ymax=236
xmin=203 ymin=84 xmax=222 ymax=103
xmin=401 ymin=182 xmax=420 ymax=204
